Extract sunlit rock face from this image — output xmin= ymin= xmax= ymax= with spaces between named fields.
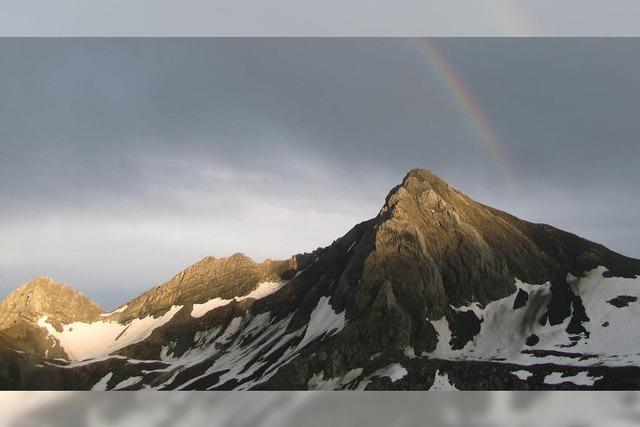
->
xmin=110 ymin=253 xmax=296 ymax=322
xmin=1 ymin=168 xmax=640 ymax=390
xmin=0 ymin=276 xmax=102 ymax=358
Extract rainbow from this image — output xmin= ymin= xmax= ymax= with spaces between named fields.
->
xmin=414 ymin=38 xmax=516 ymax=185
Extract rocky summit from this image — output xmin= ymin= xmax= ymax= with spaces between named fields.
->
xmin=0 ymin=276 xmax=102 ymax=359
xmin=1 ymin=168 xmax=640 ymax=390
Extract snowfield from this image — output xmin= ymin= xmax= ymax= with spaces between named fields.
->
xmin=427 ymin=266 xmax=640 ymax=367
xmin=35 ymin=266 xmax=640 ymax=390
xmin=191 ymin=281 xmax=286 ymax=318
xmin=132 ymin=294 xmax=347 ymax=391
xmin=37 ymin=305 xmax=183 ymax=361
xmin=37 ymin=281 xmax=287 ymax=362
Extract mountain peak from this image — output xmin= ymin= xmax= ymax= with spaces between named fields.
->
xmin=0 ymin=276 xmax=102 ymax=320
xmin=22 ymin=275 xmax=68 ymax=291
xmin=0 ymin=276 xmax=102 ymax=357
xmin=364 ymin=167 xmax=545 ymax=325
xmin=381 ymin=168 xmax=457 ymax=219
xmin=402 ymin=167 xmax=445 ymax=185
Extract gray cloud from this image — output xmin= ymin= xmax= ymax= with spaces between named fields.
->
xmin=0 ymin=38 xmax=638 ymax=308
xmin=2 ymin=1 xmax=640 ymax=36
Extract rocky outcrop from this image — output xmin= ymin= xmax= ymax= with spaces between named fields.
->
xmin=110 ymin=253 xmax=295 ymax=321
xmin=0 ymin=276 xmax=102 ymax=357
xmin=0 ymin=276 xmax=102 ymax=328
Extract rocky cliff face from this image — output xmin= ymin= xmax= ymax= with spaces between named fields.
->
xmin=248 ymin=169 xmax=639 ymax=387
xmin=111 ymin=253 xmax=295 ymax=321
xmin=316 ymin=169 xmax=640 ymax=360
xmin=0 ymin=276 xmax=102 ymax=358
xmin=1 ymin=168 xmax=639 ymax=390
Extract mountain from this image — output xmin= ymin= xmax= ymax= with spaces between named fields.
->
xmin=0 ymin=276 xmax=102 ymax=359
xmin=1 ymin=168 xmax=639 ymax=390
xmin=107 ymin=253 xmax=295 ymax=322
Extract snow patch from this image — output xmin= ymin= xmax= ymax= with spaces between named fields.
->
xmin=429 ymin=370 xmax=459 ymax=390
xmin=403 ymin=345 xmax=417 ymax=359
xmin=295 ymin=296 xmax=346 ymax=351
xmin=237 ymin=281 xmax=286 ymax=301
xmin=307 ymin=368 xmax=363 ymax=390
xmin=37 ymin=305 xmax=183 ymax=361
xmin=428 ymin=316 xmax=453 ymax=357
xmin=370 ymin=363 xmax=408 ymax=382
xmin=191 ymin=281 xmax=286 ymax=318
xmin=511 ymin=370 xmax=533 ymax=380
xmin=543 ymin=371 xmax=603 ymax=386
xmin=190 ymin=298 xmax=229 ymax=318
xmin=112 ymin=376 xmax=143 ymax=390
xmin=91 ymin=372 xmax=113 ymax=391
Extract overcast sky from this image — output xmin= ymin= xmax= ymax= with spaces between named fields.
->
xmin=1 ymin=38 xmax=638 ymax=309
xmin=3 ymin=1 xmax=640 ymax=36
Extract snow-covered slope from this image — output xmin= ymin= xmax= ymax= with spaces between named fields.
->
xmin=83 ymin=290 xmax=348 ymax=391
xmin=428 ymin=266 xmax=640 ymax=367
xmin=34 ymin=281 xmax=288 ymax=362
xmin=37 ymin=305 xmax=183 ymax=361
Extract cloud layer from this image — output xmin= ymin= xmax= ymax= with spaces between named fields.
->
xmin=1 ymin=39 xmax=638 ymax=308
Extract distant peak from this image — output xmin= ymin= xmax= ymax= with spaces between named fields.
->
xmin=23 ymin=275 xmax=67 ymax=290
xmin=31 ymin=275 xmax=59 ymax=282
xmin=0 ymin=276 xmax=102 ymax=327
xmin=15 ymin=276 xmax=98 ymax=305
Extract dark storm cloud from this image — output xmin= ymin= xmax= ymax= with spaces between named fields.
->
xmin=0 ymin=39 xmax=638 ymax=307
